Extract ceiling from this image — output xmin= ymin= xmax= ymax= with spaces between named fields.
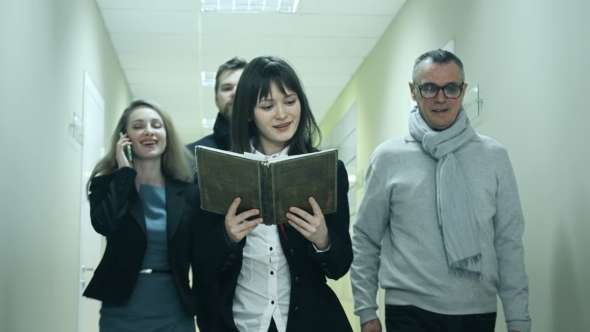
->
xmin=95 ymin=0 xmax=406 ymax=143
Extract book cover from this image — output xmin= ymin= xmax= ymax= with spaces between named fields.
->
xmin=196 ymin=146 xmax=338 ymax=225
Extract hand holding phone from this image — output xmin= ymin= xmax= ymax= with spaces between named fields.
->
xmin=118 ymin=132 xmax=133 ymax=163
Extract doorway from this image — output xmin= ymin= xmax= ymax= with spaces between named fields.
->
xmin=77 ymin=72 xmax=105 ymax=332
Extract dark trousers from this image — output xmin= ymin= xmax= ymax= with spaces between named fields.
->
xmin=385 ymin=305 xmax=496 ymax=332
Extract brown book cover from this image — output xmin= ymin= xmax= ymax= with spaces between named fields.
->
xmin=196 ymin=146 xmax=338 ymax=225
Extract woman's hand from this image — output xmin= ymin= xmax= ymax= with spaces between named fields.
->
xmin=287 ymin=197 xmax=330 ymax=250
xmin=117 ymin=133 xmax=133 ymax=169
xmin=225 ymin=197 xmax=263 ymax=244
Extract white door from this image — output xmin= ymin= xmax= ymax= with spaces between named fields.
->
xmin=77 ymin=72 xmax=105 ymax=332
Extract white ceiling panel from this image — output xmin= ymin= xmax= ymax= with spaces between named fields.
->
xmin=298 ymin=0 xmax=405 ymax=16
xmin=287 ymin=37 xmax=379 ymax=57
xmin=110 ymin=33 xmax=200 ymax=53
xmin=201 ymin=12 xmax=298 ymax=36
xmin=97 ymin=0 xmax=200 ymax=11
xmin=101 ymin=9 xmax=199 ymax=33
xmin=288 ymin=57 xmax=364 ymax=74
xmin=118 ymin=53 xmax=201 ymax=70
xmin=201 ymin=34 xmax=290 ymax=56
xmin=95 ymin=0 xmax=407 ymax=143
xmin=293 ymin=14 xmax=393 ymax=38
xmin=125 ymin=70 xmax=201 ymax=85
xmin=198 ymin=54 xmax=249 ymax=72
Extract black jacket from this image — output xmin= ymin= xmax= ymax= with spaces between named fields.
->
xmin=200 ymin=159 xmax=353 ymax=332
xmin=185 ymin=112 xmax=231 ymax=331
xmin=186 ymin=113 xmax=231 ymax=154
xmin=83 ymin=167 xmax=200 ymax=317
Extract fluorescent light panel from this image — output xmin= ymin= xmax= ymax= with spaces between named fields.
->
xmin=201 ymin=71 xmax=216 ymax=87
xmin=202 ymin=117 xmax=216 ymax=129
xmin=202 ymin=0 xmax=299 ymax=13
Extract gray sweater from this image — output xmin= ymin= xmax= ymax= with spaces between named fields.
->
xmin=351 ymin=133 xmax=530 ymax=332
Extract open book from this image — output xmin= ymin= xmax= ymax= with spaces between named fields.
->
xmin=196 ymin=146 xmax=338 ymax=225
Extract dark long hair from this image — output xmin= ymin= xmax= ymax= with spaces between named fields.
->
xmin=230 ymin=56 xmax=321 ymax=155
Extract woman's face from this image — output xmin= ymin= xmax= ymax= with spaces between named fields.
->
xmin=126 ymin=107 xmax=167 ymax=160
xmin=252 ymin=83 xmax=301 ymax=155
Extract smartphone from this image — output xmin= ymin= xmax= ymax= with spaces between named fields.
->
xmin=119 ymin=132 xmax=133 ymax=162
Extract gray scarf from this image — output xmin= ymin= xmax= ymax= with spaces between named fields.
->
xmin=409 ymin=106 xmax=482 ymax=280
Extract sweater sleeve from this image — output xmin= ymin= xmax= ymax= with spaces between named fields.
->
xmin=493 ymin=149 xmax=531 ymax=332
xmin=350 ymin=151 xmax=392 ymax=325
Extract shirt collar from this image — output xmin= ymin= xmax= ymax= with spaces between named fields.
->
xmin=249 ymin=140 xmax=290 ymax=160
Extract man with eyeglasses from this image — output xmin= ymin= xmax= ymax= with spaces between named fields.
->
xmin=351 ymin=49 xmax=530 ymax=332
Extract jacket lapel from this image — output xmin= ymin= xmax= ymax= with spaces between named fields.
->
xmin=166 ymin=178 xmax=185 ymax=241
xmin=128 ymin=191 xmax=147 ymax=234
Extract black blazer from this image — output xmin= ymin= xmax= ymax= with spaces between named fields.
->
xmin=83 ymin=167 xmax=200 ymax=318
xmin=186 ymin=112 xmax=231 ymax=153
xmin=185 ymin=114 xmax=231 ymax=331
xmin=199 ymin=159 xmax=353 ymax=332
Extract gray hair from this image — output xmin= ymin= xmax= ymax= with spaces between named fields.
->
xmin=412 ymin=49 xmax=465 ymax=83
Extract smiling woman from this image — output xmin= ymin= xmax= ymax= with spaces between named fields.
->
xmin=197 ymin=56 xmax=354 ymax=332
xmin=82 ymin=100 xmax=204 ymax=332
xmin=125 ymin=106 xmax=167 ymax=160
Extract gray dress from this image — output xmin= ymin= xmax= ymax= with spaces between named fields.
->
xmin=99 ymin=185 xmax=195 ymax=332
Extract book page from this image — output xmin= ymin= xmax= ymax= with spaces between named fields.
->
xmin=196 ymin=145 xmax=264 ymax=161
xmin=267 ymin=148 xmax=336 ymax=164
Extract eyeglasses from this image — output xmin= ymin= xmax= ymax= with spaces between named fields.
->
xmin=416 ymin=82 xmax=464 ymax=99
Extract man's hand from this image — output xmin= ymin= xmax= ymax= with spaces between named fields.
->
xmin=361 ymin=318 xmax=382 ymax=332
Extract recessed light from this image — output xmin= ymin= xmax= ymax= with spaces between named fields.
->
xmin=201 ymin=0 xmax=299 ymax=13
xmin=201 ymin=71 xmax=216 ymax=87
xmin=202 ymin=117 xmax=216 ymax=129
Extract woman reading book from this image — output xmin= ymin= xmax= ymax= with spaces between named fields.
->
xmin=83 ymin=100 xmax=204 ymax=331
xmin=200 ymin=56 xmax=353 ymax=332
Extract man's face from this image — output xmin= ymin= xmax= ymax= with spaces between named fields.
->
xmin=215 ymin=68 xmax=244 ymax=120
xmin=409 ymin=60 xmax=467 ymax=131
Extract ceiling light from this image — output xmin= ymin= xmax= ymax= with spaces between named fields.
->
xmin=202 ymin=117 xmax=216 ymax=129
xmin=201 ymin=0 xmax=299 ymax=13
xmin=201 ymin=71 xmax=216 ymax=87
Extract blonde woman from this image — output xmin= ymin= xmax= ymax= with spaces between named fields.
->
xmin=83 ymin=100 xmax=202 ymax=331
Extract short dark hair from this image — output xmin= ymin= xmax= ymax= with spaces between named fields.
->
xmin=230 ymin=56 xmax=321 ymax=155
xmin=412 ymin=49 xmax=465 ymax=83
xmin=215 ymin=57 xmax=248 ymax=94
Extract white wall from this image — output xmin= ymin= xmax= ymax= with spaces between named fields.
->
xmin=321 ymin=0 xmax=590 ymax=331
xmin=0 ymin=0 xmax=131 ymax=331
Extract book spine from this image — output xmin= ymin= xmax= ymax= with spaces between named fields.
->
xmin=260 ymin=161 xmax=273 ymax=225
